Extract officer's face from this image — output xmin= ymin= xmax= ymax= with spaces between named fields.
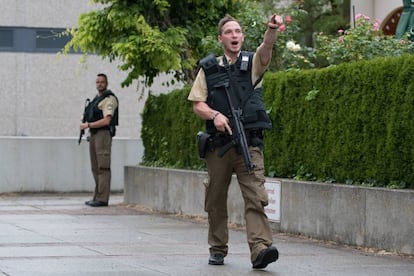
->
xmin=96 ymin=76 xmax=108 ymax=93
xmin=218 ymin=21 xmax=244 ymax=55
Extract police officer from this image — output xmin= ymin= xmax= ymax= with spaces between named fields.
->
xmin=81 ymin=73 xmax=118 ymax=207
xmin=188 ymin=14 xmax=283 ymax=269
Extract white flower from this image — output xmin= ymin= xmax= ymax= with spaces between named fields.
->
xmin=286 ymin=41 xmax=296 ymax=50
xmin=293 ymin=44 xmax=301 ymax=52
xmin=286 ymin=41 xmax=301 ymax=52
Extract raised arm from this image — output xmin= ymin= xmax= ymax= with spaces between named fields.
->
xmin=256 ymin=14 xmax=284 ymax=67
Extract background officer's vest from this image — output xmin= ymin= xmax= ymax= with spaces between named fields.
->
xmin=86 ymin=90 xmax=119 ymax=135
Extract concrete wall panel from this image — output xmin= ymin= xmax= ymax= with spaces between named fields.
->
xmin=365 ymin=188 xmax=414 ymax=254
xmin=281 ymin=180 xmax=366 ymax=246
xmin=0 ymin=137 xmax=142 ymax=193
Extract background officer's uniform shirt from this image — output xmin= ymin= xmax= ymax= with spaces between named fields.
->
xmin=98 ymin=95 xmax=118 ymax=117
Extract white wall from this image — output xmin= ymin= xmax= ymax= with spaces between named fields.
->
xmin=0 ymin=0 xmax=95 ymax=27
xmin=351 ymin=0 xmax=401 ymax=22
xmin=0 ymin=137 xmax=142 ymax=193
xmin=0 ymin=0 xmax=183 ymax=139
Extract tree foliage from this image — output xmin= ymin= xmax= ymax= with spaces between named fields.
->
xmin=295 ymin=0 xmax=350 ymax=46
xmin=63 ymin=0 xmax=245 ymax=87
xmin=62 ymin=0 xmax=356 ymax=88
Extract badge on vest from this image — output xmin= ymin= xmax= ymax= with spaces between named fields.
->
xmin=240 ymin=55 xmax=249 ymax=71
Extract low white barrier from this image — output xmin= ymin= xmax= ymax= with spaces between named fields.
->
xmin=0 ymin=136 xmax=142 ymax=193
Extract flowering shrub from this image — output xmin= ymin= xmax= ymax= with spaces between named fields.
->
xmin=274 ymin=12 xmax=414 ymax=70
xmin=314 ymin=13 xmax=414 ymax=66
xmin=280 ymin=40 xmax=316 ymax=70
xmin=272 ymin=8 xmax=317 ymax=71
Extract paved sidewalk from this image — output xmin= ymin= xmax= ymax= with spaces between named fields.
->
xmin=0 ymin=193 xmax=413 ymax=276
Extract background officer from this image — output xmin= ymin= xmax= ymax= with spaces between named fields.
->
xmin=80 ymin=73 xmax=118 ymax=207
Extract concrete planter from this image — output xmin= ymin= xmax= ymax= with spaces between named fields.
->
xmin=124 ymin=165 xmax=414 ymax=255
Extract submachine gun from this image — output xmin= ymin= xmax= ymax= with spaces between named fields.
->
xmin=78 ymin=98 xmax=90 ymax=145
xmin=218 ymin=79 xmax=255 ymax=174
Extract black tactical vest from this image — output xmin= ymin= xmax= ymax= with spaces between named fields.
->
xmin=199 ymin=52 xmax=272 ymax=134
xmin=85 ymin=90 xmax=119 ymax=133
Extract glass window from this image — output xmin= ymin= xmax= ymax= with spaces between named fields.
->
xmin=36 ymin=29 xmax=71 ymax=49
xmin=0 ymin=29 xmax=13 ymax=47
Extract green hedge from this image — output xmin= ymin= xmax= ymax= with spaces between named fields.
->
xmin=141 ymin=55 xmax=414 ymax=189
xmin=141 ymin=87 xmax=205 ymax=170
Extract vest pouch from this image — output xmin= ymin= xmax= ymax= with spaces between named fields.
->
xmin=242 ymin=92 xmax=265 ymax=123
xmin=242 ymin=89 xmax=272 ymax=130
xmin=243 ymin=109 xmax=272 ymax=130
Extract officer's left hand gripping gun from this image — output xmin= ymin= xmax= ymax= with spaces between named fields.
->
xmin=78 ymin=98 xmax=90 ymax=145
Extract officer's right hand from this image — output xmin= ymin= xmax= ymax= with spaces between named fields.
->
xmin=213 ymin=113 xmax=232 ymax=135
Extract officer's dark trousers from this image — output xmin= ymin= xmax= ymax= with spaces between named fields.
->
xmin=89 ymin=129 xmax=112 ymax=203
xmin=205 ymin=146 xmax=273 ymax=262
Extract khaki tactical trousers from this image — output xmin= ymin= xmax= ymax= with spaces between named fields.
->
xmin=205 ymin=146 xmax=273 ymax=261
xmin=89 ymin=129 xmax=112 ymax=203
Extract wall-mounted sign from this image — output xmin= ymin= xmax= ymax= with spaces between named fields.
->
xmin=264 ymin=180 xmax=281 ymax=222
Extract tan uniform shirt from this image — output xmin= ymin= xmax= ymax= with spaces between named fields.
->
xmin=188 ymin=52 xmax=269 ymax=102
xmin=98 ymin=95 xmax=118 ymax=117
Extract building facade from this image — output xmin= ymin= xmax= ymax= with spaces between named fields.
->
xmin=351 ymin=0 xmax=401 ymax=22
xmin=0 ymin=0 xmax=181 ymax=138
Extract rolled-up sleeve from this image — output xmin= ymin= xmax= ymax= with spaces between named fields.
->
xmin=99 ymin=96 xmax=118 ymax=117
xmin=188 ymin=69 xmax=208 ymax=102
